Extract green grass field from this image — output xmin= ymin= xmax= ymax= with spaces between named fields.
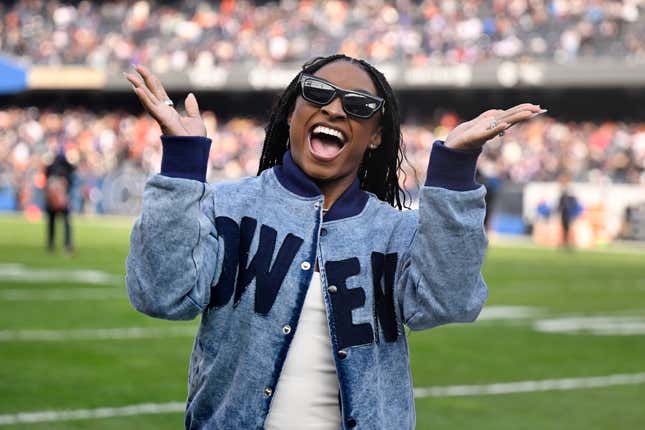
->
xmin=1 ymin=214 xmax=644 ymax=429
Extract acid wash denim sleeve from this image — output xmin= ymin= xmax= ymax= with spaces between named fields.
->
xmin=396 ymin=140 xmax=489 ymax=330
xmin=126 ymin=136 xmax=219 ymax=320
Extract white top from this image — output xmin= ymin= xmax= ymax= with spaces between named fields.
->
xmin=265 ymin=271 xmax=341 ymax=429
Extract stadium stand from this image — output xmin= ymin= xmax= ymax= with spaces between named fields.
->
xmin=0 ymin=107 xmax=643 ymax=214
xmin=1 ymin=0 xmax=644 ymax=70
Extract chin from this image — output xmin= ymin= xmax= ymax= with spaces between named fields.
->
xmin=301 ymin=157 xmax=340 ymax=182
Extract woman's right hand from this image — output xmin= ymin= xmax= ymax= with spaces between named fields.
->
xmin=123 ymin=65 xmax=207 ymax=137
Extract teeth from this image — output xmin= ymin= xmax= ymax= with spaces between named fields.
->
xmin=312 ymin=125 xmax=345 ymax=143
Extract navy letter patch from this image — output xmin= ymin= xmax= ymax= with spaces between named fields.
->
xmin=208 ymin=216 xmax=303 ymax=314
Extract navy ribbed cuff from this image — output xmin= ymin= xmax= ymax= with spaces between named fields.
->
xmin=160 ymin=136 xmax=212 ymax=182
xmin=425 ymin=140 xmax=481 ymax=191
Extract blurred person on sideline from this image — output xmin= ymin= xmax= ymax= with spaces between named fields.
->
xmin=558 ymin=174 xmax=581 ymax=248
xmin=476 ymin=164 xmax=502 ymax=232
xmin=123 ymin=55 xmax=544 ymax=429
xmin=44 ymin=151 xmax=75 ymax=253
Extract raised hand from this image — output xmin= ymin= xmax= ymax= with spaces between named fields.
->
xmin=445 ymin=103 xmax=545 ymax=151
xmin=123 ymin=65 xmax=207 ymax=137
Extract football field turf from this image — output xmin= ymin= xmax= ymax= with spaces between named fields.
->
xmin=1 ymin=215 xmax=644 ymax=429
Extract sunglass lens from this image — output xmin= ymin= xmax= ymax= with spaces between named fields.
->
xmin=343 ymin=93 xmax=379 ymax=118
xmin=303 ymin=78 xmax=335 ymax=105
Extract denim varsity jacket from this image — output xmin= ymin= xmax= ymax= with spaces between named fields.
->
xmin=126 ymin=136 xmax=488 ymax=430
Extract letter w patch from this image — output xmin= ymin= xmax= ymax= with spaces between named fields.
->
xmin=235 ymin=217 xmax=304 ymax=315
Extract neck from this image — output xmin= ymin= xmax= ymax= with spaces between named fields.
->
xmin=316 ymin=172 xmax=357 ymax=211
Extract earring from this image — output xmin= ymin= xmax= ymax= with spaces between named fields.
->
xmin=369 ymin=144 xmax=377 ymax=149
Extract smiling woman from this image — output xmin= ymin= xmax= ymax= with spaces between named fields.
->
xmin=123 ymin=53 xmax=542 ymax=430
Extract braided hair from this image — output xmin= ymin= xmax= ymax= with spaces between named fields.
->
xmin=257 ymin=54 xmax=411 ymax=210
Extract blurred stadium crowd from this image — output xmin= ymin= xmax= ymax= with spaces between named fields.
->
xmin=1 ymin=107 xmax=643 ymax=213
xmin=1 ymin=0 xmax=644 ymax=70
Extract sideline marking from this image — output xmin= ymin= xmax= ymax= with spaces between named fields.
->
xmin=533 ymin=316 xmax=645 ymax=336
xmin=413 ymin=372 xmax=645 ymax=398
xmin=0 ymin=402 xmax=185 ymax=425
xmin=0 ymin=288 xmax=123 ymax=301
xmin=476 ymin=305 xmax=543 ymax=321
xmin=0 ymin=326 xmax=196 ymax=342
xmin=0 ymin=263 xmax=122 ymax=285
xmin=1 ymin=373 xmax=644 ymax=425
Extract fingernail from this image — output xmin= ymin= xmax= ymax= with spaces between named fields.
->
xmin=539 ymin=109 xmax=548 ymax=113
xmin=130 ymin=62 xmax=138 ymax=69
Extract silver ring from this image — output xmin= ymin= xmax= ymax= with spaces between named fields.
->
xmin=488 ymin=118 xmax=497 ymax=130
xmin=163 ymin=99 xmax=174 ymax=107
xmin=498 ymin=130 xmax=505 ymax=137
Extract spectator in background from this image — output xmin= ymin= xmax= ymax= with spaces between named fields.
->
xmin=1 ymin=0 xmax=643 ymax=69
xmin=557 ymin=174 xmax=581 ymax=248
xmin=0 ymin=107 xmax=644 ymax=216
xmin=476 ymin=160 xmax=503 ymax=232
xmin=44 ymin=151 xmax=75 ymax=253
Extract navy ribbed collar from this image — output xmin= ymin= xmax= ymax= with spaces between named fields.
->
xmin=273 ymin=150 xmax=368 ymax=221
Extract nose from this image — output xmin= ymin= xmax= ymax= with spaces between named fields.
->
xmin=321 ymin=95 xmax=346 ymax=120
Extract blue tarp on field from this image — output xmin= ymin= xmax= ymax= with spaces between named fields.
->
xmin=0 ymin=56 xmax=27 ymax=94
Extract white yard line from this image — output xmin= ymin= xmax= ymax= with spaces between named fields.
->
xmin=1 ymin=373 xmax=644 ymax=425
xmin=533 ymin=316 xmax=645 ymax=335
xmin=0 ymin=326 xmax=196 ymax=342
xmin=0 ymin=263 xmax=122 ymax=286
xmin=0 ymin=402 xmax=185 ymax=425
xmin=476 ymin=305 xmax=543 ymax=321
xmin=0 ymin=288 xmax=124 ymax=301
xmin=413 ymin=372 xmax=645 ymax=398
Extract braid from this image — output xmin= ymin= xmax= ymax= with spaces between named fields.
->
xmin=257 ymin=54 xmax=411 ymax=210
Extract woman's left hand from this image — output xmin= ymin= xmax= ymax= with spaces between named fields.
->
xmin=444 ymin=103 xmax=544 ymax=151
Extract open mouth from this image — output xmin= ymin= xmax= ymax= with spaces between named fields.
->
xmin=308 ymin=124 xmax=348 ymax=161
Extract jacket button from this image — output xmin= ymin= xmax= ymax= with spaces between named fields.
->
xmin=300 ymin=261 xmax=311 ymax=270
xmin=347 ymin=418 xmax=357 ymax=427
xmin=314 ymin=202 xmax=321 ymax=209
xmin=327 ymin=285 xmax=337 ymax=294
xmin=282 ymin=325 xmax=292 ymax=335
xmin=338 ymin=350 xmax=348 ymax=359
xmin=263 ymin=387 xmax=273 ymax=397
xmin=320 ymin=228 xmax=327 ymax=236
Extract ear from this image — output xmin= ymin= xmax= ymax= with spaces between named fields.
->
xmin=368 ymin=125 xmax=382 ymax=150
xmin=287 ymin=111 xmax=293 ymax=127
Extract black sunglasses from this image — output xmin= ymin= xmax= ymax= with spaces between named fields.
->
xmin=299 ymin=74 xmax=385 ymax=119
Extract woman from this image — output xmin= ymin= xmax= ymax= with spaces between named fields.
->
xmin=124 ymin=54 xmax=542 ymax=429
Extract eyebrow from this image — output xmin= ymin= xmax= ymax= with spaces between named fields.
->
xmin=314 ymin=75 xmax=376 ymax=96
xmin=350 ymin=87 xmax=375 ymax=95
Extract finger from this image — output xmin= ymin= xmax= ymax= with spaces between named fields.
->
xmin=124 ymin=71 xmax=161 ymax=106
xmin=185 ymin=93 xmax=201 ymax=118
xmin=459 ymin=109 xmax=501 ymax=133
xmin=498 ymin=109 xmax=536 ymax=126
xmin=131 ymin=86 xmax=160 ymax=118
xmin=124 ymin=73 xmax=164 ymax=117
xmin=482 ymin=120 xmax=510 ymax=140
xmin=500 ymin=103 xmax=541 ymax=117
xmin=478 ymin=109 xmax=502 ymax=118
xmin=134 ymin=65 xmax=170 ymax=103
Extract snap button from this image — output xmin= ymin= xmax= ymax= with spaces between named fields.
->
xmin=282 ymin=325 xmax=291 ymax=335
xmin=314 ymin=202 xmax=321 ymax=209
xmin=327 ymin=285 xmax=337 ymax=294
xmin=338 ymin=350 xmax=348 ymax=359
xmin=300 ymin=261 xmax=311 ymax=270
xmin=263 ymin=387 xmax=273 ymax=397
xmin=347 ymin=418 xmax=357 ymax=427
xmin=320 ymin=228 xmax=327 ymax=236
